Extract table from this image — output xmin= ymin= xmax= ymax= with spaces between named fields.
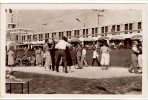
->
xmin=6 ymin=78 xmax=32 ymax=94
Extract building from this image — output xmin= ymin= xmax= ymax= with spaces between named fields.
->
xmin=6 ymin=9 xmax=142 ymax=48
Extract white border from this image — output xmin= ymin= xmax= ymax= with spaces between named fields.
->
xmin=0 ymin=3 xmax=148 ymax=99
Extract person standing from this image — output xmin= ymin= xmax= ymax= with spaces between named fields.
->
xmin=7 ymin=46 xmax=15 ymax=72
xmin=138 ymin=44 xmax=142 ymax=73
xmin=75 ymin=43 xmax=83 ymax=69
xmin=55 ymin=36 xmax=70 ymax=73
xmin=81 ymin=46 xmax=88 ymax=67
xmin=100 ymin=41 xmax=111 ymax=70
xmin=35 ymin=47 xmax=42 ymax=66
xmin=43 ymin=39 xmax=52 ymax=71
xmin=49 ymin=39 xmax=56 ymax=71
xmin=128 ymin=41 xmax=140 ymax=74
xmin=92 ymin=48 xmax=101 ymax=66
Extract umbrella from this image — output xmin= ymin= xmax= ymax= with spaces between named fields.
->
xmin=84 ymin=37 xmax=95 ymax=42
xmin=130 ymin=35 xmax=142 ymax=40
xmin=70 ymin=37 xmax=80 ymax=43
xmin=98 ymin=36 xmax=110 ymax=40
xmin=111 ymin=36 xmax=125 ymax=40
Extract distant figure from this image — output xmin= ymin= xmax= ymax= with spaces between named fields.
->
xmin=128 ymin=41 xmax=140 ymax=74
xmin=43 ymin=39 xmax=52 ymax=71
xmin=35 ymin=47 xmax=42 ymax=66
xmin=138 ymin=44 xmax=142 ymax=73
xmin=7 ymin=46 xmax=15 ymax=71
xmin=75 ymin=43 xmax=83 ymax=69
xmin=92 ymin=48 xmax=101 ymax=66
xmin=100 ymin=42 xmax=111 ymax=70
xmin=81 ymin=46 xmax=87 ymax=67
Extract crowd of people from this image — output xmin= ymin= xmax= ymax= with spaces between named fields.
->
xmin=6 ymin=36 xmax=142 ymax=74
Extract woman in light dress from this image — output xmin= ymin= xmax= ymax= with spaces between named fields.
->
xmin=7 ymin=46 xmax=15 ymax=71
xmin=100 ymin=41 xmax=111 ymax=70
xmin=35 ymin=47 xmax=42 ymax=66
xmin=43 ymin=39 xmax=52 ymax=71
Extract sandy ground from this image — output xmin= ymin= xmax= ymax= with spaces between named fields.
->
xmin=7 ymin=66 xmax=141 ymax=79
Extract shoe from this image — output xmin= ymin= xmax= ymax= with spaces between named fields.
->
xmin=56 ymin=70 xmax=59 ymax=72
xmin=128 ymin=70 xmax=132 ymax=73
xmin=65 ymin=71 xmax=68 ymax=73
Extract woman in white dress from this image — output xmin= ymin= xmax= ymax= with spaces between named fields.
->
xmin=100 ymin=41 xmax=111 ymax=70
xmin=7 ymin=46 xmax=15 ymax=71
xmin=43 ymin=39 xmax=52 ymax=71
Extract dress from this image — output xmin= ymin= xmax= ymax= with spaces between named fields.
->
xmin=43 ymin=43 xmax=52 ymax=69
xmin=100 ymin=46 xmax=110 ymax=66
xmin=35 ymin=49 xmax=42 ymax=65
xmin=7 ymin=50 xmax=15 ymax=66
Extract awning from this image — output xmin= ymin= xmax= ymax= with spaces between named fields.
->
xmin=130 ymin=35 xmax=142 ymax=40
xmin=70 ymin=37 xmax=80 ymax=43
xmin=84 ymin=37 xmax=95 ymax=42
xmin=111 ymin=35 xmax=125 ymax=40
xmin=98 ymin=36 xmax=110 ymax=40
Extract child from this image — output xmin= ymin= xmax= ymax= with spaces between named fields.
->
xmin=92 ymin=48 xmax=101 ymax=66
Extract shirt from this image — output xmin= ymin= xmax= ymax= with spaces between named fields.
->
xmin=93 ymin=51 xmax=99 ymax=58
xmin=55 ymin=40 xmax=69 ymax=50
xmin=82 ymin=49 xmax=87 ymax=56
xmin=100 ymin=46 xmax=110 ymax=54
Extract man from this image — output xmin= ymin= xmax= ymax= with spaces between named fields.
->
xmin=128 ymin=41 xmax=140 ymax=74
xmin=55 ymin=36 xmax=69 ymax=73
xmin=75 ymin=43 xmax=83 ymax=69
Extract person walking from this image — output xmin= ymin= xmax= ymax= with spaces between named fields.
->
xmin=92 ymin=48 xmax=101 ymax=66
xmin=43 ymin=39 xmax=52 ymax=71
xmin=128 ymin=41 xmax=140 ymax=74
xmin=81 ymin=46 xmax=88 ymax=67
xmin=55 ymin=36 xmax=70 ymax=73
xmin=100 ymin=41 xmax=111 ymax=70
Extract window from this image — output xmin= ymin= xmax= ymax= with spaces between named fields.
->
xmin=33 ymin=35 xmax=37 ymax=41
xmin=101 ymin=27 xmax=104 ymax=33
xmin=39 ymin=34 xmax=43 ymax=41
xmin=138 ymin=22 xmax=142 ymax=29
xmin=66 ymin=31 xmax=71 ymax=39
xmin=86 ymin=29 xmax=88 ymax=38
xmin=125 ymin=24 xmax=128 ymax=34
xmin=77 ymin=30 xmax=79 ymax=38
xmin=45 ymin=33 xmax=49 ymax=39
xmin=16 ymin=35 xmax=18 ymax=41
xmin=22 ymin=35 xmax=26 ymax=42
xmin=129 ymin=23 xmax=132 ymax=30
xmin=95 ymin=28 xmax=98 ymax=37
xmin=105 ymin=26 xmax=108 ymax=36
xmin=92 ymin=28 xmax=94 ymax=37
xmin=52 ymin=33 xmax=56 ymax=38
xmin=83 ymin=29 xmax=85 ymax=38
xmin=27 ymin=35 xmax=31 ymax=42
xmin=117 ymin=25 xmax=120 ymax=31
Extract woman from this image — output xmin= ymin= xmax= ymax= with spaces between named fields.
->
xmin=43 ymin=39 xmax=52 ymax=71
xmin=7 ymin=46 xmax=15 ymax=71
xmin=81 ymin=46 xmax=88 ymax=67
xmin=128 ymin=41 xmax=140 ymax=74
xmin=35 ymin=47 xmax=42 ymax=66
xmin=100 ymin=41 xmax=111 ymax=70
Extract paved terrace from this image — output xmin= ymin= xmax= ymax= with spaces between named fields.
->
xmin=7 ymin=66 xmax=141 ymax=79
